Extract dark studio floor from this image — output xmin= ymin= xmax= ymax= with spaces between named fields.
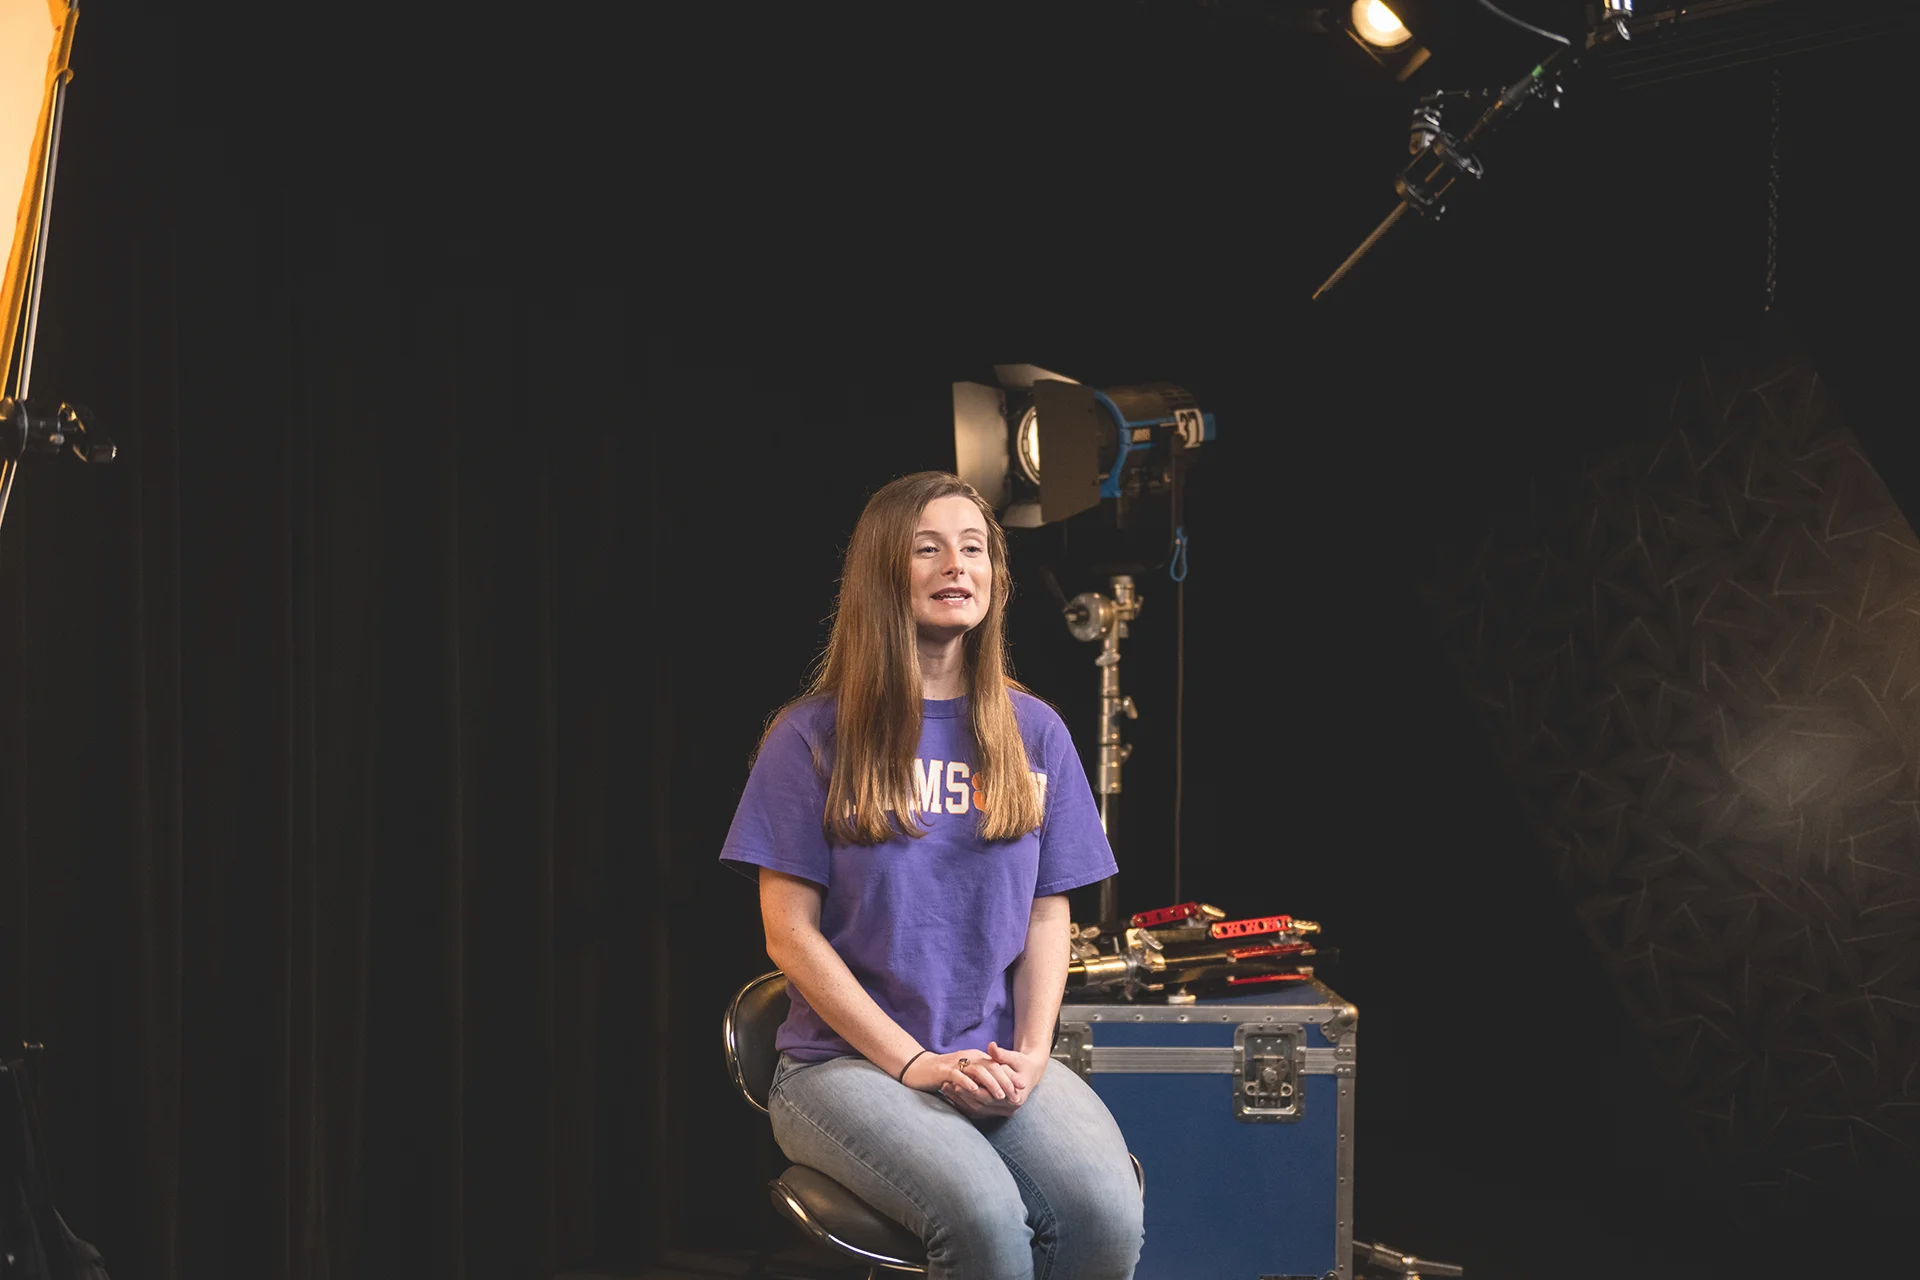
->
xmin=563 ymin=1242 xmax=899 ymax=1280
xmin=559 ymin=1158 xmax=1918 ymax=1280
xmin=564 ymin=1246 xmax=867 ymax=1280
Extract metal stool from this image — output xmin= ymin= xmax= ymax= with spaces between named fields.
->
xmin=724 ymin=970 xmax=1144 ymax=1278
xmin=725 ymin=970 xmax=930 ymax=1275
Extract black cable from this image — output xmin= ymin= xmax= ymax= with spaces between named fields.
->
xmin=1168 ymin=448 xmax=1188 ymax=907
xmin=1473 ymin=0 xmax=1570 ymax=46
xmin=1172 ymin=575 xmax=1184 ymax=906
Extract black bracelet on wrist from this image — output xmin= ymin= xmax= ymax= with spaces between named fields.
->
xmin=896 ymin=1049 xmax=930 ymax=1082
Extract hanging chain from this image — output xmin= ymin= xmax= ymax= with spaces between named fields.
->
xmin=1764 ymin=66 xmax=1781 ymax=312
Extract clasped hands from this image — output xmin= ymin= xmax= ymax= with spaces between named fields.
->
xmin=901 ymin=1042 xmax=1047 ymax=1117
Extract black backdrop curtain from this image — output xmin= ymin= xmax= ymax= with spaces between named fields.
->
xmin=2 ymin=228 xmax=665 ymax=1278
xmin=0 ymin=12 xmax=674 ymax=1270
xmin=1 ymin=11 xmax=921 ymax=1268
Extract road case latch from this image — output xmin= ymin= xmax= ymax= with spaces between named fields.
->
xmin=1233 ymin=1023 xmax=1304 ymax=1123
xmin=1051 ymin=1021 xmax=1093 ymax=1082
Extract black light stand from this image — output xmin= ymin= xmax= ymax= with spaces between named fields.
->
xmin=2 ymin=9 xmax=115 ymax=1272
xmin=1 ymin=14 xmax=113 ymax=552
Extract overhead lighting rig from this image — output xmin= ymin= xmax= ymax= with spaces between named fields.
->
xmin=1589 ymin=0 xmax=1904 ymax=90
xmin=1311 ymin=1 xmax=1606 ymax=299
xmin=1310 ymin=0 xmax=1903 ymax=299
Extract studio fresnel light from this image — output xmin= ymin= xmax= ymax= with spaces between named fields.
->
xmin=952 ymin=364 xmax=1214 ymax=531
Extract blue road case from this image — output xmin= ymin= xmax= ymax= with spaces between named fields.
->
xmin=1052 ymin=980 xmax=1357 ymax=1280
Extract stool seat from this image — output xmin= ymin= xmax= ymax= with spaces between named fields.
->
xmin=770 ymin=1164 xmax=927 ymax=1270
xmin=725 ymin=969 xmax=1138 ymax=1278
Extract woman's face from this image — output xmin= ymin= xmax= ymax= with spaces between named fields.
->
xmin=909 ymin=495 xmax=992 ymax=642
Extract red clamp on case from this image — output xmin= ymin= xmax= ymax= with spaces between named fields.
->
xmin=1129 ymin=902 xmax=1203 ymax=928
xmin=1210 ymin=914 xmax=1292 ymax=939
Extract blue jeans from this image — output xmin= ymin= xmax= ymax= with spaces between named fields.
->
xmin=769 ymin=1053 xmax=1143 ymax=1280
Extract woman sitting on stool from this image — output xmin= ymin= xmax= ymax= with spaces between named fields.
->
xmin=720 ymin=471 xmax=1144 ymax=1280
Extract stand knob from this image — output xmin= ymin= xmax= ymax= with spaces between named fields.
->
xmin=1 ymin=399 xmax=114 ymax=465
xmin=1064 ymin=592 xmax=1112 ymax=642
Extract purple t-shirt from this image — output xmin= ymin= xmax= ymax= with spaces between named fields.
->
xmin=719 ymin=690 xmax=1115 ymax=1062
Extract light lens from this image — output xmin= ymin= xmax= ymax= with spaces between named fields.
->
xmin=1352 ymin=0 xmax=1412 ymax=48
xmin=1015 ymin=407 xmax=1042 ymax=483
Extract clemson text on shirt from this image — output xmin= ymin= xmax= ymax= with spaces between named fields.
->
xmin=910 ymin=758 xmax=1047 ymax=817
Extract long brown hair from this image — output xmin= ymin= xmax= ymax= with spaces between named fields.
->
xmin=773 ymin=471 xmax=1043 ymax=845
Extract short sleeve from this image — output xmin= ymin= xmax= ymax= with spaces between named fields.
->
xmin=1031 ymin=712 xmax=1117 ymax=897
xmin=718 ymin=717 xmax=833 ymax=887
